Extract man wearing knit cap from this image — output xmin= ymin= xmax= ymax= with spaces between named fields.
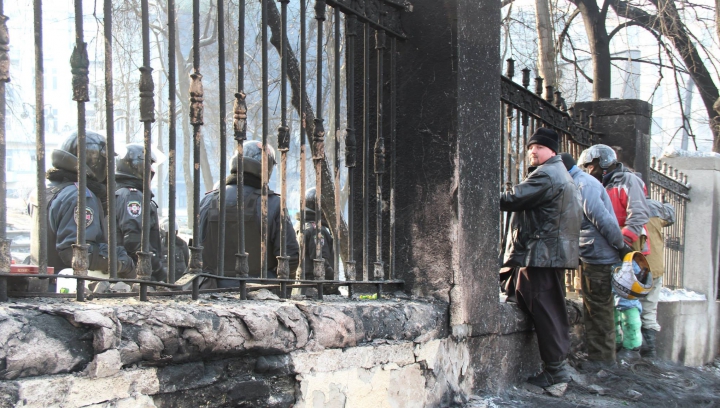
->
xmin=501 ymin=128 xmax=582 ymax=387
xmin=560 ymin=152 xmax=630 ymax=371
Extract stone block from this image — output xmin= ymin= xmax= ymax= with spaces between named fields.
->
xmin=466 ymin=332 xmax=543 ymax=393
xmin=290 ymin=342 xmax=415 ymax=374
xmin=86 ymin=350 xmax=122 ymax=378
xmin=295 ymin=303 xmax=357 ymax=349
xmin=15 ymin=367 xmax=159 ymax=407
xmin=295 ymin=363 xmax=427 ymax=407
xmin=657 ymin=300 xmax=716 ymax=366
xmin=0 ymin=309 xmax=93 ymax=380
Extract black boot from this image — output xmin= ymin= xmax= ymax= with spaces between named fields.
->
xmin=641 ymin=328 xmax=657 ymax=358
xmin=527 ymin=360 xmax=572 ymax=387
xmin=616 ymin=347 xmax=641 ymax=362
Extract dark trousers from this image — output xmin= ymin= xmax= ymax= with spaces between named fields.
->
xmin=581 ymin=262 xmax=616 ymax=361
xmin=514 ymin=266 xmax=570 ymax=364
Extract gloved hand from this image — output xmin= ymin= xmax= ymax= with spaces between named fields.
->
xmin=116 ymin=246 xmax=136 ymax=278
xmin=88 ymin=243 xmax=110 ymax=271
xmin=618 ymin=243 xmax=633 ymax=260
xmin=621 ymin=227 xmax=638 ymax=247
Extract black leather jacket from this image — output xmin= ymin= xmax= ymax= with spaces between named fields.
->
xmin=500 ymin=155 xmax=582 ymax=269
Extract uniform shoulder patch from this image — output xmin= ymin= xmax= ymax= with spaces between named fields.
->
xmin=127 ymin=201 xmax=142 ymax=217
xmin=74 ymin=206 xmax=94 ymax=227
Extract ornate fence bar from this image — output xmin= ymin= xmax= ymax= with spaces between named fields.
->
xmin=649 ymin=157 xmax=690 ymax=289
xmin=500 ymin=59 xmax=600 ymax=293
xmin=0 ymin=0 xmax=405 ymax=302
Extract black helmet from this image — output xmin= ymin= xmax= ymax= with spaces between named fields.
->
xmin=116 ymin=143 xmax=155 ymax=180
xmin=240 ymin=140 xmax=276 ymax=178
xmin=305 ymin=187 xmax=317 ymax=214
xmin=51 ymin=130 xmax=108 ymax=182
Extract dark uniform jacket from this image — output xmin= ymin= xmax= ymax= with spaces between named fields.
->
xmin=161 ymin=234 xmax=189 ymax=279
xmin=296 ymin=210 xmax=334 ymax=280
xmin=30 ymin=181 xmax=110 ymax=273
xmin=115 ymin=178 xmax=164 ymax=281
xmin=501 ymin=155 xmax=582 ymax=269
xmin=198 ymin=174 xmax=299 ymax=278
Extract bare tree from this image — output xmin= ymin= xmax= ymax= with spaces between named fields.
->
xmin=535 ymin=0 xmax=557 ymax=86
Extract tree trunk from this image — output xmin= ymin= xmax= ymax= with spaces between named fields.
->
xmin=574 ymin=0 xmax=612 ymax=99
xmin=535 ymin=0 xmax=557 ymax=86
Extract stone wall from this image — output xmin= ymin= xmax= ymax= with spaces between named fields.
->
xmin=0 ymin=295 xmax=585 ymax=407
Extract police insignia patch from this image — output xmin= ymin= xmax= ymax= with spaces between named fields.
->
xmin=74 ymin=206 xmax=94 ymax=227
xmin=127 ymin=201 xmax=142 ymax=217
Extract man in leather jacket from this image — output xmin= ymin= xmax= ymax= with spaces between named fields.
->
xmin=500 ymin=128 xmax=582 ymax=387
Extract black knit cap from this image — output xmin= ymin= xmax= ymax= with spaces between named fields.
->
xmin=560 ymin=152 xmax=576 ymax=171
xmin=527 ymin=127 xmax=559 ymax=153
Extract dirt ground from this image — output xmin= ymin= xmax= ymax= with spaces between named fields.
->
xmin=466 ymin=357 xmax=720 ymax=408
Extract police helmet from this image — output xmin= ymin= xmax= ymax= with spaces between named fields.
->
xmin=305 ymin=187 xmax=317 ymax=214
xmin=116 ymin=143 xmax=156 ymax=180
xmin=612 ymin=252 xmax=653 ymax=300
xmin=236 ymin=140 xmax=276 ymax=179
xmin=160 ymin=218 xmax=178 ymax=233
xmin=51 ymin=130 xmax=108 ymax=182
xmin=578 ymin=144 xmax=617 ymax=169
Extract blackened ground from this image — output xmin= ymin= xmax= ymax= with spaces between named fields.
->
xmin=465 ymin=358 xmax=720 ymax=407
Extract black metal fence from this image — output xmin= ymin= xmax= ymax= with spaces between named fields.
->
xmin=500 ymin=59 xmax=600 ymax=293
xmin=648 ymin=157 xmax=690 ymax=289
xmin=0 ymin=0 xmax=406 ymax=302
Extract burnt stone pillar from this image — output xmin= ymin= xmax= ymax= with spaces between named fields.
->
xmin=573 ymin=99 xmax=653 ymax=185
xmin=394 ymin=0 xmax=501 ymax=333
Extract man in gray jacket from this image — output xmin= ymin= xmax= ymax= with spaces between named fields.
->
xmin=501 ymin=128 xmax=582 ymax=387
xmin=561 ymin=153 xmax=630 ymax=369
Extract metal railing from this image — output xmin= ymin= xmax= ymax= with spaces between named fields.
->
xmin=649 ymin=157 xmax=690 ymax=289
xmin=499 ymin=59 xmax=601 ymax=293
xmin=0 ymin=0 xmax=405 ymax=302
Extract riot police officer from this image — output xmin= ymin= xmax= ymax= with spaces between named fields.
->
xmin=114 ymin=143 xmax=165 ymax=281
xmin=297 ymin=187 xmax=334 ymax=280
xmin=198 ymin=140 xmax=299 ymax=286
xmin=160 ymin=218 xmax=189 ymax=281
xmin=30 ymin=131 xmax=135 ymax=291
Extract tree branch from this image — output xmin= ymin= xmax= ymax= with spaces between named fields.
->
xmin=609 ymin=57 xmax=688 ymax=73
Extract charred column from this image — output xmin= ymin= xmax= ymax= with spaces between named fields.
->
xmin=71 ymin=0 xmax=90 ymax=301
xmin=136 ymin=0 xmax=155 ymax=284
xmin=233 ymin=0 xmax=249 ymax=292
xmin=187 ymin=0 xmax=204 ymax=275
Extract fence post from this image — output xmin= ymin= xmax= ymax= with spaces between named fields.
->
xmin=572 ymin=100 xmax=652 ymax=185
xmin=657 ymin=155 xmax=720 ymax=365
